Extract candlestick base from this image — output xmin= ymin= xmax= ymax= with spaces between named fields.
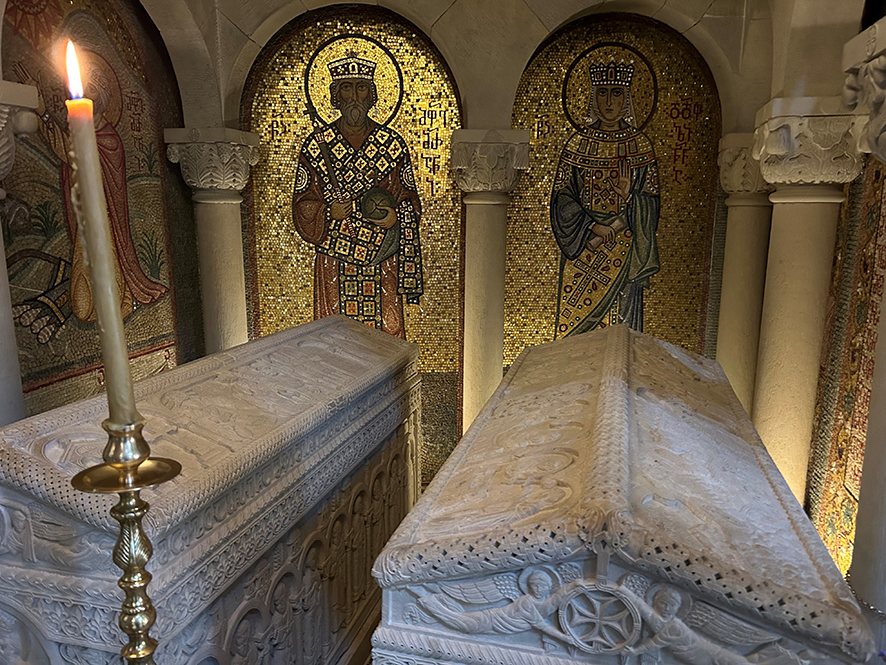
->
xmin=71 ymin=457 xmax=181 ymax=493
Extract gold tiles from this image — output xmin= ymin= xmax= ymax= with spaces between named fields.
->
xmin=506 ymin=14 xmax=721 ymax=362
xmin=244 ymin=8 xmax=462 ymax=373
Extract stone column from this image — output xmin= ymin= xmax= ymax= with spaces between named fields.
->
xmin=843 ymin=18 xmax=886 ymax=648
xmin=451 ymin=130 xmax=529 ymax=432
xmin=751 ymin=97 xmax=866 ymax=502
xmin=0 ymin=82 xmax=38 ymax=425
xmin=716 ymin=134 xmax=773 ymax=414
xmin=165 ymin=128 xmax=260 ymax=354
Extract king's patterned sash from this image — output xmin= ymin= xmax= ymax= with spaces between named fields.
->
xmin=302 ymin=125 xmax=412 ymax=268
xmin=298 ymin=123 xmax=423 ymax=328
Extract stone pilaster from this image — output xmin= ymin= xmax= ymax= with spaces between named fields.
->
xmin=165 ymin=128 xmax=260 ymax=354
xmin=716 ymin=134 xmax=773 ymax=415
xmin=452 ymin=129 xmax=529 ymax=432
xmin=0 ymin=81 xmax=39 ymax=426
xmin=843 ymin=15 xmax=886 ymax=648
xmin=751 ymin=97 xmax=864 ymax=502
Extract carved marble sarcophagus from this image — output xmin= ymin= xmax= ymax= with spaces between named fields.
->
xmin=0 ymin=315 xmax=421 ymax=665
xmin=372 ymin=325 xmax=874 ymax=665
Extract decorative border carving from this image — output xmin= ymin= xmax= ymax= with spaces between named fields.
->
xmin=752 ymin=114 xmax=866 ymax=185
xmin=166 ymin=141 xmax=261 ymax=191
xmin=718 ymin=145 xmax=771 ymax=195
xmin=451 ymin=130 xmax=530 ymax=193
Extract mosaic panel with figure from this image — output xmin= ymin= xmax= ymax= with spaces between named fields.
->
xmin=1 ymin=0 xmax=194 ymax=414
xmin=507 ymin=14 xmax=721 ymax=362
xmin=243 ymin=6 xmax=462 ymax=481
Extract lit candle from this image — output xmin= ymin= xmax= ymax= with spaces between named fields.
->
xmin=65 ymin=41 xmax=139 ymax=425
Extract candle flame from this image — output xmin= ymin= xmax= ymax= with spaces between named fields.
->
xmin=66 ymin=41 xmax=84 ymax=100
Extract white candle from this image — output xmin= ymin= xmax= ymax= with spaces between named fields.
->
xmin=65 ymin=41 xmax=139 ymax=425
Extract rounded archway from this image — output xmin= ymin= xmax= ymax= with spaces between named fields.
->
xmin=504 ymin=12 xmax=722 ymax=362
xmin=241 ymin=5 xmax=463 ymax=481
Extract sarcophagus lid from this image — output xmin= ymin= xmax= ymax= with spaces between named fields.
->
xmin=0 ymin=316 xmax=418 ymax=659
xmin=373 ymin=325 xmax=875 ymax=664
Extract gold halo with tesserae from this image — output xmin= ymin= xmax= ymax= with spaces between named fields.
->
xmin=307 ymin=34 xmax=403 ymax=127
xmin=563 ymin=42 xmax=656 ymax=131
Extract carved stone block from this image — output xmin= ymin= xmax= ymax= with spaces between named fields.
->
xmin=372 ymin=325 xmax=874 ymax=665
xmin=0 ymin=315 xmax=421 ymax=664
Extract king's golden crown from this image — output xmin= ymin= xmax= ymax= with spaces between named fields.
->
xmin=589 ymin=59 xmax=634 ymax=86
xmin=328 ymin=51 xmax=377 ymax=80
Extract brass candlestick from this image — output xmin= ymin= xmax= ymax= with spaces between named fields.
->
xmin=72 ymin=419 xmax=181 ymax=665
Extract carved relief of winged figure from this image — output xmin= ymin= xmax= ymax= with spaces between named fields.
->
xmin=619 ymin=577 xmax=824 ymax=665
xmin=415 ymin=571 xmax=580 ymax=644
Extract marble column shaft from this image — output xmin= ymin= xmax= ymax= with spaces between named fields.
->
xmin=751 ymin=98 xmax=866 ymax=502
xmin=843 ymin=18 xmax=886 ymax=645
xmin=716 ymin=135 xmax=773 ymax=414
xmin=165 ymin=128 xmax=259 ymax=354
xmin=0 ymin=82 xmax=39 ymax=425
xmin=452 ymin=130 xmax=529 ymax=432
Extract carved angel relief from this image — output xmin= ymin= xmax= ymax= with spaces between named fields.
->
xmin=409 ymin=564 xmax=639 ymax=655
xmin=404 ymin=567 xmax=831 ymax=664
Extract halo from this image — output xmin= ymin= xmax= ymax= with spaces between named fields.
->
xmin=562 ymin=42 xmax=657 ymax=132
xmin=305 ymin=34 xmax=404 ymax=127
xmin=518 ymin=566 xmax=560 ymax=594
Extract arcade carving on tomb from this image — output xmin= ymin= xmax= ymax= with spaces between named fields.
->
xmin=0 ymin=316 xmax=421 ymax=663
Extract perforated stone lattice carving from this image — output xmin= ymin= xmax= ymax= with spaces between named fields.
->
xmin=0 ymin=316 xmax=421 ymax=662
xmin=372 ymin=325 xmax=875 ymax=665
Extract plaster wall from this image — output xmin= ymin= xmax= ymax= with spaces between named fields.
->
xmin=769 ymin=0 xmax=865 ymax=98
xmin=134 ymin=0 xmax=774 ymax=135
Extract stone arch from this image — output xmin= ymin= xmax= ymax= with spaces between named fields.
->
xmin=505 ymin=10 xmax=722 ymax=357
xmin=135 ymin=0 xmax=221 ymax=127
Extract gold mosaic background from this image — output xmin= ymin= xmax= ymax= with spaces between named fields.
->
xmin=243 ymin=8 xmax=462 ymax=374
xmin=808 ymin=163 xmax=882 ymax=573
xmin=506 ymin=13 xmax=721 ymax=363
xmin=2 ymin=0 xmax=192 ymax=414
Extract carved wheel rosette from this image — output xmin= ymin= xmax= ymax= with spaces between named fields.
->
xmin=558 ymin=583 xmax=640 ymax=653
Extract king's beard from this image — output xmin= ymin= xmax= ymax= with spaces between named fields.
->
xmin=341 ymin=98 xmax=371 ymax=128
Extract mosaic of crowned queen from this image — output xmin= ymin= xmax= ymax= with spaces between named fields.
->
xmin=293 ymin=51 xmax=423 ymax=340
xmin=550 ymin=59 xmax=660 ymax=339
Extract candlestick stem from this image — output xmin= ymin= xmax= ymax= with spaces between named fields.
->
xmin=110 ymin=488 xmax=158 ymax=665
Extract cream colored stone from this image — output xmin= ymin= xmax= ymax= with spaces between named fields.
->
xmin=716 ymin=134 xmax=772 ymax=414
xmin=373 ymin=325 xmax=874 ymax=665
xmin=376 ymin=0 xmax=457 ymax=34
xmin=521 ymin=0 xmax=606 ymax=31
xmin=771 ymin=0 xmax=864 ymax=98
xmin=0 ymin=316 xmax=421 ymax=663
xmin=453 ymin=130 xmax=529 ymax=432
xmin=752 ymin=184 xmax=842 ymax=501
xmin=430 ymin=0 xmax=548 ymax=128
xmin=166 ymin=131 xmax=260 ymax=353
xmin=139 ymin=0 xmax=223 ymax=127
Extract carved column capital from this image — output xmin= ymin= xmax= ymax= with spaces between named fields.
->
xmin=843 ymin=17 xmax=886 ymax=164
xmin=718 ymin=133 xmax=771 ymax=197
xmin=164 ymin=128 xmax=260 ymax=193
xmin=451 ymin=129 xmax=530 ymax=193
xmin=751 ymin=97 xmax=866 ymax=186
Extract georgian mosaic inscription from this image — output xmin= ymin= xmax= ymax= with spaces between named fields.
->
xmin=508 ymin=14 xmax=721 ymax=361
